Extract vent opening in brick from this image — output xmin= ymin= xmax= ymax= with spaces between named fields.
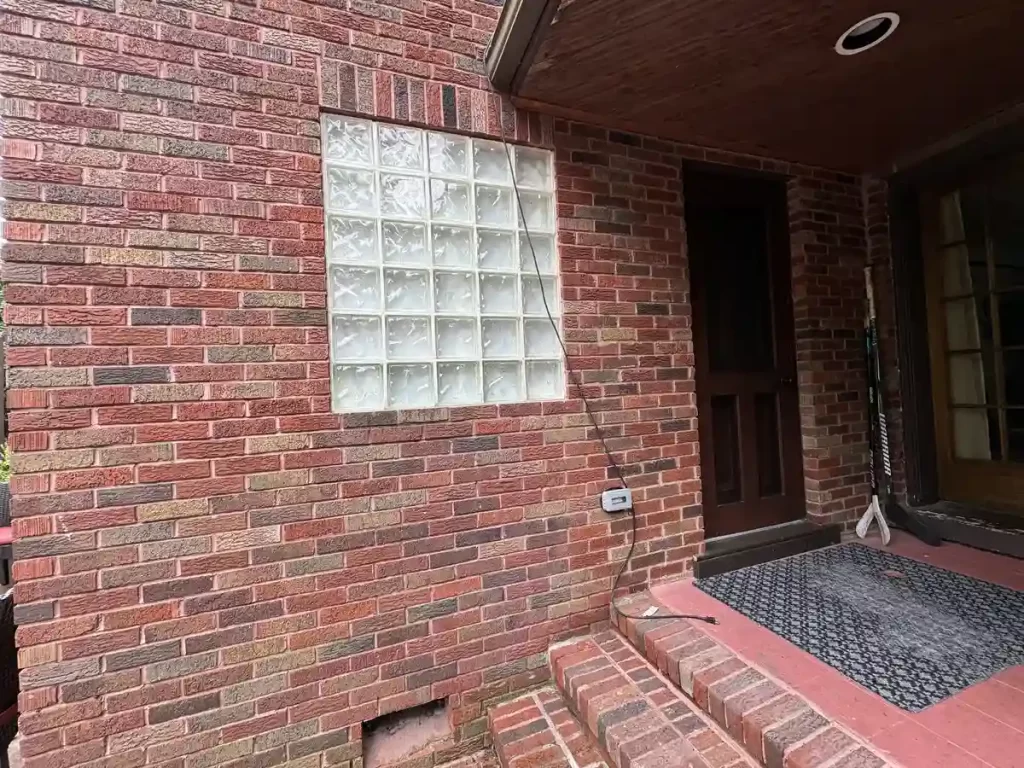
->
xmin=362 ymin=698 xmax=452 ymax=768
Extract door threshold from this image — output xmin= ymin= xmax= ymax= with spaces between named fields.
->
xmin=915 ymin=501 xmax=1024 ymax=559
xmin=695 ymin=518 xmax=840 ymax=578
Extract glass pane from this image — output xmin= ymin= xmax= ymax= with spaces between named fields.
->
xmin=435 ymin=318 xmax=477 ymax=359
xmin=520 ymin=233 xmax=555 ymax=273
xmin=380 ymin=174 xmax=425 ymax=218
xmin=332 ymin=316 xmax=381 ymax=360
xmin=386 ymin=316 xmax=431 ymax=359
xmin=388 ymin=364 xmax=433 ymax=408
xmin=1007 ymin=409 xmax=1024 ymax=463
xmin=326 ymin=167 xmax=375 ymax=214
xmin=997 ymin=293 xmax=1024 ymax=347
xmin=515 ymin=147 xmax=550 ymax=188
xmin=382 ymin=221 xmax=427 ymax=266
xmin=951 ymin=408 xmax=1000 ymax=461
xmin=480 ymin=274 xmax=518 ymax=314
xmin=944 ymin=296 xmax=991 ymax=351
xmin=695 ymin=207 xmax=775 ymax=372
xmin=517 ymin=191 xmax=552 ymax=231
xmin=378 ymin=124 xmax=422 ymax=170
xmin=522 ymin=276 xmax=557 ymax=315
xmin=1004 ymin=350 xmax=1024 ymax=406
xmin=432 ymin=225 xmax=473 ymax=268
xmin=437 ymin=362 xmax=480 ymax=405
xmin=478 ymin=230 xmax=516 ymax=271
xmin=434 ymin=272 xmax=475 ymax=314
xmin=526 ymin=361 xmax=561 ymax=400
xmin=332 ymin=364 xmax=383 ymax=411
xmin=383 ymin=269 xmax=429 ymax=312
xmin=430 ymin=179 xmax=471 ymax=222
xmin=948 ymin=352 xmax=995 ymax=406
xmin=482 ymin=318 xmax=518 ymax=358
xmin=523 ymin=319 xmax=561 ymax=357
xmin=987 ymin=170 xmax=1024 ymax=290
xmin=939 ymin=187 xmax=988 ymax=295
xmin=327 ymin=216 xmax=377 ymax=265
xmin=324 ymin=116 xmax=372 ymax=166
xmin=473 ymin=140 xmax=511 ymax=183
xmin=483 ymin=361 xmax=521 ymax=402
xmin=330 ymin=266 xmax=380 ymax=312
xmin=754 ymin=393 xmax=782 ymax=497
xmin=476 ymin=186 xmax=513 ymax=226
xmin=941 ymin=244 xmax=988 ymax=297
xmin=428 ymin=133 xmax=468 ymax=177
xmin=710 ymin=395 xmax=741 ymax=504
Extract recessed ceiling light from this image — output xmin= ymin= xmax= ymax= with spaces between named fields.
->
xmin=835 ymin=12 xmax=900 ymax=55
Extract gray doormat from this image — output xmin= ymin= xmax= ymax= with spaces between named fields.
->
xmin=694 ymin=543 xmax=1024 ymax=711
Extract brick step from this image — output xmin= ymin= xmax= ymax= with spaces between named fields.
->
xmin=613 ymin=593 xmax=898 ymax=768
xmin=489 ymin=687 xmax=610 ymax=768
xmin=550 ymin=632 xmax=755 ymax=768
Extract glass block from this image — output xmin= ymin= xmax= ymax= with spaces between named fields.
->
xmin=326 ymin=167 xmax=375 ymax=214
xmin=388 ymin=363 xmax=434 ymax=408
xmin=434 ymin=271 xmax=475 ymax=313
xmin=478 ymin=230 xmax=515 ymax=271
xmin=432 ymin=225 xmax=473 ymax=268
xmin=436 ymin=317 xmax=477 ymax=359
xmin=380 ymin=173 xmax=425 ymax=218
xmin=476 ymin=186 xmax=513 ymax=226
xmin=522 ymin=276 xmax=557 ymax=315
xmin=384 ymin=269 xmax=430 ymax=312
xmin=515 ymin=147 xmax=550 ymax=188
xmin=473 ymin=140 xmax=511 ymax=183
xmin=332 ymin=364 xmax=383 ymax=411
xmin=519 ymin=233 xmax=555 ymax=273
xmin=428 ymin=132 xmax=468 ymax=177
xmin=480 ymin=273 xmax=518 ymax=314
xmin=524 ymin=319 xmax=561 ymax=357
xmin=482 ymin=318 xmax=518 ymax=358
xmin=518 ymin=191 xmax=553 ymax=231
xmin=330 ymin=266 xmax=380 ymax=312
xmin=382 ymin=221 xmax=427 ymax=266
xmin=332 ymin=315 xmax=381 ymax=360
xmin=430 ymin=179 xmax=471 ymax=222
xmin=386 ymin=316 xmax=431 ymax=359
xmin=484 ymin=361 xmax=522 ymax=402
xmin=324 ymin=116 xmax=372 ymax=166
xmin=327 ymin=216 xmax=377 ymax=265
xmin=526 ymin=360 xmax=562 ymax=400
xmin=438 ymin=362 xmax=480 ymax=405
xmin=378 ymin=124 xmax=423 ymax=170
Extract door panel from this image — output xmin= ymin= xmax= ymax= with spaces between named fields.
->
xmin=923 ymin=162 xmax=1024 ymax=509
xmin=687 ymin=170 xmax=805 ymax=538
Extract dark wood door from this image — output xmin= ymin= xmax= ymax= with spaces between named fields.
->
xmin=686 ymin=170 xmax=804 ymax=538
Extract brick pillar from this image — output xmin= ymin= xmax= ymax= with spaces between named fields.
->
xmin=788 ymin=172 xmax=871 ymax=528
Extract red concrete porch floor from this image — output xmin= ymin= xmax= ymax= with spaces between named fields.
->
xmin=652 ymin=532 xmax=1024 ymax=768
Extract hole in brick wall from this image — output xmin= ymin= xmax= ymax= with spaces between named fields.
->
xmin=362 ymin=698 xmax=452 ymax=768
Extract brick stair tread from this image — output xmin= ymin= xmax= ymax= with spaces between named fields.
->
xmin=490 ymin=687 xmax=610 ymax=768
xmin=612 ymin=593 xmax=899 ymax=768
xmin=550 ymin=631 xmax=756 ymax=768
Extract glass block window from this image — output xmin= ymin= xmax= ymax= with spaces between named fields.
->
xmin=322 ymin=115 xmax=563 ymax=412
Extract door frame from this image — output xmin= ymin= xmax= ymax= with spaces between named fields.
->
xmin=888 ymin=117 xmax=1024 ymax=507
xmin=919 ymin=169 xmax=1024 ymax=511
xmin=684 ymin=165 xmax=805 ymax=538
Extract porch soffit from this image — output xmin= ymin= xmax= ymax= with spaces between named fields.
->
xmin=489 ymin=0 xmax=1024 ymax=172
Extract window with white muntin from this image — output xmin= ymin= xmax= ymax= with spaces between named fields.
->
xmin=322 ymin=115 xmax=564 ymax=412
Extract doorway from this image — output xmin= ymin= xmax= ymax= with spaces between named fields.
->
xmin=686 ymin=169 xmax=805 ymax=538
xmin=921 ymin=159 xmax=1024 ymax=514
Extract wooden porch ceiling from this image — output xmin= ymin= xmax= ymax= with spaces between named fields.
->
xmin=492 ymin=0 xmax=1024 ymax=172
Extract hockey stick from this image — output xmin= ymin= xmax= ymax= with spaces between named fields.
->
xmin=857 ymin=265 xmax=941 ymax=546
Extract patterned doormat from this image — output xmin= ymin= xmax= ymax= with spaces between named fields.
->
xmin=694 ymin=543 xmax=1024 ymax=711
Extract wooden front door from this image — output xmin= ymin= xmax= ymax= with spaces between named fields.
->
xmin=922 ymin=159 xmax=1024 ymax=513
xmin=686 ymin=170 xmax=805 ymax=538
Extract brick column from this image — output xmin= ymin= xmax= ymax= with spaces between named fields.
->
xmin=788 ymin=173 xmax=871 ymax=527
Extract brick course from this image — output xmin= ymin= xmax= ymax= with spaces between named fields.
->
xmin=2 ymin=0 xmax=879 ymax=766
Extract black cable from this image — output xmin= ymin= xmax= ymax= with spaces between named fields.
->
xmin=497 ymin=113 xmax=716 ymax=625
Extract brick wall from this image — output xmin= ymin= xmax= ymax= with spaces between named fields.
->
xmin=0 ymin=1 xmax=875 ymax=766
